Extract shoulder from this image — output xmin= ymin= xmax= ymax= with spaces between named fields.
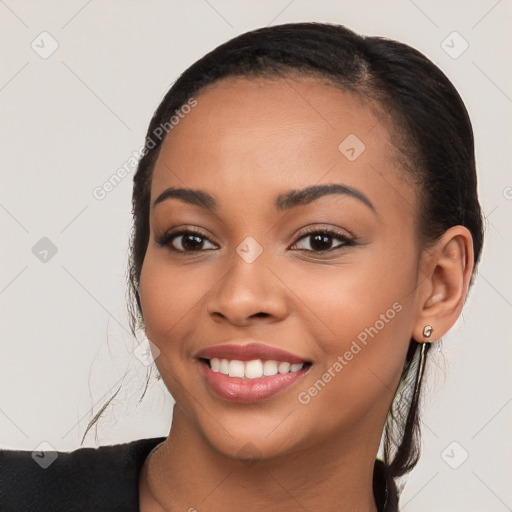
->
xmin=0 ymin=437 xmax=166 ymax=512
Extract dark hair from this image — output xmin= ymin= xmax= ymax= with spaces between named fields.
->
xmin=85 ymin=22 xmax=484 ymax=496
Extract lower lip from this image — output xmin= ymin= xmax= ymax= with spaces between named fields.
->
xmin=199 ymin=360 xmax=310 ymax=403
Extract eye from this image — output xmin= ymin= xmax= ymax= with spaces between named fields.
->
xmin=156 ymin=226 xmax=355 ymax=254
xmin=157 ymin=228 xmax=218 ymax=252
xmin=290 ymin=227 xmax=355 ymax=252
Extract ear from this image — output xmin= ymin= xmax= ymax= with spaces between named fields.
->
xmin=413 ymin=226 xmax=475 ymax=343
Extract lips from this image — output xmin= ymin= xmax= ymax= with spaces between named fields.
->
xmin=195 ymin=342 xmax=312 ymax=403
xmin=196 ymin=342 xmax=309 ymax=364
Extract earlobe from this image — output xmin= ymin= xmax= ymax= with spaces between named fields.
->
xmin=413 ymin=226 xmax=474 ymax=342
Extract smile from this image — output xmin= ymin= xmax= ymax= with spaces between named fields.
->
xmin=208 ymin=358 xmax=306 ymax=379
xmin=198 ymin=358 xmax=312 ymax=403
xmin=195 ymin=342 xmax=313 ymax=403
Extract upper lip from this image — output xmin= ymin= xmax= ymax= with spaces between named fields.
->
xmin=196 ymin=342 xmax=310 ymax=364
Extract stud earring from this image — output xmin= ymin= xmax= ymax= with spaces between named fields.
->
xmin=422 ymin=325 xmax=433 ymax=340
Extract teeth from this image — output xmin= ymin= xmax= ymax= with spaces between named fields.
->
xmin=278 ymin=362 xmax=290 ymax=374
xmin=228 ymin=360 xmax=245 ymax=378
xmin=208 ymin=358 xmax=305 ymax=379
xmin=263 ymin=360 xmax=278 ymax=376
xmin=219 ymin=358 xmax=229 ymax=374
xmin=245 ymin=359 xmax=263 ymax=379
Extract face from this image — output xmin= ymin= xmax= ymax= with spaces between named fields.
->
xmin=139 ymin=76 xmax=425 ymax=461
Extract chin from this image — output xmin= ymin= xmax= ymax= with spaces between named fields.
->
xmin=192 ymin=405 xmax=306 ymax=463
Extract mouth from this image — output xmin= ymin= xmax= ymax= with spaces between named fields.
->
xmin=197 ymin=355 xmax=312 ymax=403
xmin=201 ymin=357 xmax=311 ymax=378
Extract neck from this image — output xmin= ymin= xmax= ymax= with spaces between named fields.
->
xmin=140 ymin=406 xmax=381 ymax=512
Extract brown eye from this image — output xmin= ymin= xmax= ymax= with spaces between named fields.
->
xmin=157 ymin=229 xmax=217 ymax=252
xmin=291 ymin=229 xmax=354 ymax=252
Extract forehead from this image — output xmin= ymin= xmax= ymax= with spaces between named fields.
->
xmin=151 ymin=76 xmax=414 ymax=215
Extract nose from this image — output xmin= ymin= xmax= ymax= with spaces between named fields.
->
xmin=206 ymin=249 xmax=289 ymax=327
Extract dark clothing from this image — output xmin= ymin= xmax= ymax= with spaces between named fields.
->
xmin=1 ymin=437 xmax=398 ymax=511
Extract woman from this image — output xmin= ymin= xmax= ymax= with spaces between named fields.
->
xmin=1 ymin=22 xmax=483 ymax=512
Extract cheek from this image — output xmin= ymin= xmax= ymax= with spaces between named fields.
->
xmin=289 ymin=252 xmax=417 ymax=419
xmin=139 ymin=251 xmax=208 ymax=351
xmin=139 ymin=252 xmax=212 ymax=399
xmin=292 ymin=248 xmax=416 ymax=340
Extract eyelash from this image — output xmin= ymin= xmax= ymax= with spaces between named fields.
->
xmin=156 ymin=226 xmax=356 ymax=254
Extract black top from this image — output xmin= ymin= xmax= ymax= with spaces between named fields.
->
xmin=1 ymin=437 xmax=398 ymax=511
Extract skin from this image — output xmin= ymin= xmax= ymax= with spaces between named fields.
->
xmin=137 ymin=77 xmax=474 ymax=512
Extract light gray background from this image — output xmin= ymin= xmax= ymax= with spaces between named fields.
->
xmin=1 ymin=1 xmax=511 ymax=510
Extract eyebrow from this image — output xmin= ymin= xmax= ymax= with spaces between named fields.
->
xmin=152 ymin=183 xmax=376 ymax=213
